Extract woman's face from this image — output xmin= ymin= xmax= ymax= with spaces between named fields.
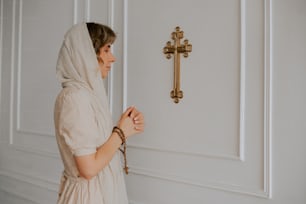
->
xmin=98 ymin=43 xmax=116 ymax=79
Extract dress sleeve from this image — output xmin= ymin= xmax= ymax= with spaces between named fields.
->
xmin=58 ymin=90 xmax=99 ymax=156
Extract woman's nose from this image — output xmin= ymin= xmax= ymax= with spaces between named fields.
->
xmin=110 ymin=53 xmax=116 ymax=62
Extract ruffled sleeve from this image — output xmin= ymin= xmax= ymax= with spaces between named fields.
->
xmin=57 ymin=89 xmax=99 ymax=156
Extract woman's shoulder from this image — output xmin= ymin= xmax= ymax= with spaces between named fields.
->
xmin=55 ymin=86 xmax=91 ymax=106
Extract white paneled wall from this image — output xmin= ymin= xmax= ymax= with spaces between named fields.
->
xmin=0 ymin=0 xmax=306 ymax=204
xmin=123 ymin=0 xmax=270 ymax=202
xmin=0 ymin=0 xmax=113 ymax=203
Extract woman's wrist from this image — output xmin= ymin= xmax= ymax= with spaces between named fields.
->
xmin=112 ymin=126 xmax=126 ymax=143
xmin=112 ymin=126 xmax=129 ymax=174
xmin=111 ymin=131 xmax=124 ymax=146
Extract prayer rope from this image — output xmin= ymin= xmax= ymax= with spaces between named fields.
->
xmin=112 ymin=126 xmax=129 ymax=174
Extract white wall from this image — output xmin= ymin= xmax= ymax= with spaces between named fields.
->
xmin=0 ymin=0 xmax=114 ymax=203
xmin=0 ymin=0 xmax=305 ymax=204
xmin=272 ymin=0 xmax=306 ymax=202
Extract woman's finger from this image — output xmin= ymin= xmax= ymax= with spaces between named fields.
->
xmin=123 ymin=106 xmax=134 ymax=117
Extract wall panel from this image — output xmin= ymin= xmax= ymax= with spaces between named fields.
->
xmin=0 ymin=0 xmax=111 ymax=203
xmin=1 ymin=0 xmax=306 ymax=204
xmin=0 ymin=0 xmax=14 ymax=144
xmin=123 ymin=0 xmax=271 ymax=201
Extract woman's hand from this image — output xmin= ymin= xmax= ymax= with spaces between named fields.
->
xmin=75 ymin=106 xmax=144 ymax=180
xmin=117 ymin=106 xmax=144 ymax=139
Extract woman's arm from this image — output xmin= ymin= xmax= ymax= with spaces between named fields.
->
xmin=74 ymin=107 xmax=144 ymax=180
xmin=74 ymin=131 xmax=123 ymax=180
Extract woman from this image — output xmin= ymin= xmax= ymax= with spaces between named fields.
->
xmin=54 ymin=22 xmax=144 ymax=204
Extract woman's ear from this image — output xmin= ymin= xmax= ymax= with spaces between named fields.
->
xmin=97 ymin=56 xmax=104 ymax=64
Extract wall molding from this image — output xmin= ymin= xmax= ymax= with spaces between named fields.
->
xmin=123 ymin=0 xmax=246 ymax=161
xmin=9 ymin=0 xmax=116 ymax=156
xmin=14 ymin=0 xmax=75 ymax=139
xmin=6 ymin=0 xmax=60 ymax=161
xmin=107 ymin=0 xmax=115 ymax=112
xmin=73 ymin=0 xmax=91 ymax=24
xmin=239 ymin=0 xmax=246 ymax=161
xmin=0 ymin=169 xmax=58 ymax=193
xmin=9 ymin=0 xmax=17 ymax=144
xmin=0 ymin=170 xmax=57 ymax=204
xmin=129 ymin=200 xmax=142 ymax=204
xmin=13 ymin=144 xmax=60 ymax=159
xmin=129 ymin=165 xmax=269 ymax=198
xmin=122 ymin=0 xmax=128 ymax=111
xmin=13 ymin=0 xmax=54 ymax=138
xmin=0 ymin=188 xmax=40 ymax=204
xmin=17 ymin=128 xmax=54 ymax=137
xmin=263 ymin=0 xmax=272 ymax=198
xmin=73 ymin=0 xmax=77 ymax=24
xmin=0 ymin=0 xmax=3 ymax=143
xmin=0 ymin=0 xmax=3 ymax=96
xmin=85 ymin=0 xmax=90 ymax=22
xmin=123 ymin=0 xmax=272 ymax=199
xmin=14 ymin=0 xmax=116 ymax=139
xmin=16 ymin=0 xmax=22 ymax=134
xmin=128 ymin=143 xmax=240 ymax=161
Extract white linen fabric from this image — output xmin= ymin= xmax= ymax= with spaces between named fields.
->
xmin=54 ymin=22 xmax=128 ymax=204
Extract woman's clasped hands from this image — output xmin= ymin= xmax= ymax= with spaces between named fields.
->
xmin=117 ymin=106 xmax=144 ymax=139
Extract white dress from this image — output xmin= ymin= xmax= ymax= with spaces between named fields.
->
xmin=54 ymin=85 xmax=128 ymax=204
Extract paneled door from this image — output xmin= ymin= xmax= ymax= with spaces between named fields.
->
xmin=116 ymin=0 xmax=274 ymax=203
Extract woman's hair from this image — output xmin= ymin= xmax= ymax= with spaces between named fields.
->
xmin=86 ymin=22 xmax=116 ymax=55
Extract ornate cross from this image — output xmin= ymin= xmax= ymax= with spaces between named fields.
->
xmin=163 ymin=26 xmax=192 ymax=103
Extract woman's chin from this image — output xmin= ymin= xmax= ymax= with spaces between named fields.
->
xmin=102 ymin=72 xmax=108 ymax=79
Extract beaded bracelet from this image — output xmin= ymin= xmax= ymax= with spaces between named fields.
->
xmin=112 ymin=126 xmax=129 ymax=174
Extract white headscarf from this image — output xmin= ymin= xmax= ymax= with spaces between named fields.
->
xmin=56 ymin=22 xmax=113 ymax=145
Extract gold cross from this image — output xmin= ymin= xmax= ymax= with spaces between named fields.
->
xmin=163 ymin=26 xmax=192 ymax=103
